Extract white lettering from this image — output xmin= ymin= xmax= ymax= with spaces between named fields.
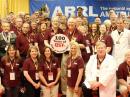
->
xmin=89 ymin=6 xmax=98 ymax=17
xmin=52 ymin=6 xmax=63 ymax=18
xmin=65 ymin=6 xmax=75 ymax=17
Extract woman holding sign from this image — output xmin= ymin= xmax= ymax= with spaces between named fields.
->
xmin=66 ymin=41 xmax=84 ymax=97
xmin=39 ymin=47 xmax=61 ymax=97
xmin=1 ymin=44 xmax=21 ymax=97
xmin=22 ymin=46 xmax=41 ymax=97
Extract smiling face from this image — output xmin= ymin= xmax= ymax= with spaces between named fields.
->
xmin=44 ymin=47 xmax=51 ymax=59
xmin=67 ymin=18 xmax=76 ymax=30
xmin=51 ymin=17 xmax=59 ymax=28
xmin=91 ymin=23 xmax=97 ymax=33
xmin=30 ymin=47 xmax=38 ymax=59
xmin=116 ymin=18 xmax=124 ymax=31
xmin=8 ymin=46 xmax=16 ymax=58
xmin=96 ymin=42 xmax=106 ymax=58
xmin=31 ymin=22 xmax=37 ymax=30
xmin=22 ymin=23 xmax=30 ymax=34
xmin=99 ymin=24 xmax=107 ymax=35
xmin=70 ymin=44 xmax=77 ymax=57
xmin=41 ymin=23 xmax=47 ymax=32
xmin=2 ymin=22 xmax=10 ymax=32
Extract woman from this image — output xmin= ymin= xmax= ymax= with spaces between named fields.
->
xmin=88 ymin=23 xmax=99 ymax=54
xmin=78 ymin=25 xmax=92 ymax=64
xmin=36 ymin=23 xmax=47 ymax=54
xmin=66 ymin=41 xmax=84 ymax=97
xmin=98 ymin=24 xmax=113 ymax=54
xmin=22 ymin=46 xmax=41 ymax=97
xmin=29 ymin=21 xmax=38 ymax=46
xmin=39 ymin=47 xmax=61 ymax=97
xmin=1 ymin=44 xmax=21 ymax=97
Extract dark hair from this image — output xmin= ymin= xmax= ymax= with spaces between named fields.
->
xmin=42 ymin=47 xmax=54 ymax=62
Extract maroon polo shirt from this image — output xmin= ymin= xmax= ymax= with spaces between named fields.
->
xmin=16 ymin=33 xmax=30 ymax=56
xmin=99 ymin=34 xmax=113 ymax=54
xmin=22 ymin=58 xmax=39 ymax=81
xmin=44 ymin=28 xmax=63 ymax=43
xmin=117 ymin=61 xmax=129 ymax=81
xmin=64 ymin=29 xmax=85 ymax=44
xmin=109 ymin=25 xmax=117 ymax=34
xmin=29 ymin=33 xmax=37 ymax=44
xmin=1 ymin=57 xmax=21 ymax=87
xmin=11 ymin=26 xmax=22 ymax=36
xmin=67 ymin=56 xmax=84 ymax=88
xmin=44 ymin=28 xmax=64 ymax=64
xmin=39 ymin=57 xmax=60 ymax=86
xmin=36 ymin=32 xmax=46 ymax=54
xmin=88 ymin=32 xmax=99 ymax=46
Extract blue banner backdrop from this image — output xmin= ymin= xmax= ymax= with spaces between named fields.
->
xmin=30 ymin=0 xmax=130 ymax=23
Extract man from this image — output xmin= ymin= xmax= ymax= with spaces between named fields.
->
xmin=13 ymin=17 xmax=23 ymax=36
xmin=77 ymin=7 xmax=85 ymax=18
xmin=0 ymin=22 xmax=16 ymax=58
xmin=117 ymin=49 xmax=130 ymax=97
xmin=82 ymin=41 xmax=117 ymax=97
xmin=109 ymin=13 xmax=117 ymax=34
xmin=16 ymin=22 xmax=30 ymax=59
xmin=111 ymin=18 xmax=130 ymax=68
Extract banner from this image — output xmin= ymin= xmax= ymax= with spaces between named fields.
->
xmin=30 ymin=0 xmax=130 ymax=22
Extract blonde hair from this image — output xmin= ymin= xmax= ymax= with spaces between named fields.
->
xmin=124 ymin=49 xmax=130 ymax=61
xmin=27 ymin=45 xmax=40 ymax=59
xmin=69 ymin=41 xmax=81 ymax=59
xmin=96 ymin=41 xmax=106 ymax=48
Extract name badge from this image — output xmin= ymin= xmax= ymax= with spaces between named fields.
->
xmin=5 ymin=45 xmax=8 ymax=51
xmin=35 ymin=73 xmax=39 ymax=80
xmin=86 ymin=46 xmax=90 ymax=53
xmin=96 ymin=69 xmax=100 ymax=77
xmin=68 ymin=70 xmax=71 ymax=77
xmin=48 ymin=72 xmax=53 ymax=81
xmin=116 ymin=41 xmax=120 ymax=44
xmin=94 ymin=46 xmax=97 ymax=53
xmin=10 ymin=72 xmax=15 ymax=80
xmin=127 ymin=76 xmax=130 ymax=85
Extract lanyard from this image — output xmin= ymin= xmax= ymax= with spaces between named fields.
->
xmin=26 ymin=35 xmax=30 ymax=43
xmin=45 ymin=60 xmax=52 ymax=72
xmin=2 ymin=32 xmax=11 ymax=43
xmin=97 ymin=56 xmax=105 ymax=69
xmin=68 ymin=30 xmax=76 ymax=41
xmin=116 ymin=31 xmax=124 ymax=43
xmin=68 ymin=57 xmax=75 ymax=68
xmin=98 ymin=35 xmax=104 ymax=41
xmin=10 ymin=59 xmax=15 ymax=71
xmin=33 ymin=60 xmax=38 ymax=71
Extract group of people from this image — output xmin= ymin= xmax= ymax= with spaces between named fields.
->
xmin=0 ymin=7 xmax=130 ymax=97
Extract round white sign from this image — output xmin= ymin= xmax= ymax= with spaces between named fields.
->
xmin=50 ymin=34 xmax=70 ymax=53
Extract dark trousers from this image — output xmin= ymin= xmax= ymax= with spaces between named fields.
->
xmin=82 ymin=83 xmax=99 ymax=97
xmin=24 ymin=81 xmax=40 ymax=97
xmin=5 ymin=86 xmax=20 ymax=97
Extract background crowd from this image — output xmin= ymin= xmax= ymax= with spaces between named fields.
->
xmin=0 ymin=7 xmax=130 ymax=97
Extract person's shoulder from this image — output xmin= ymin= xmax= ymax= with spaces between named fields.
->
xmin=106 ymin=54 xmax=114 ymax=59
xmin=111 ymin=29 xmax=117 ymax=34
xmin=24 ymin=58 xmax=31 ymax=63
xmin=124 ymin=28 xmax=130 ymax=34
